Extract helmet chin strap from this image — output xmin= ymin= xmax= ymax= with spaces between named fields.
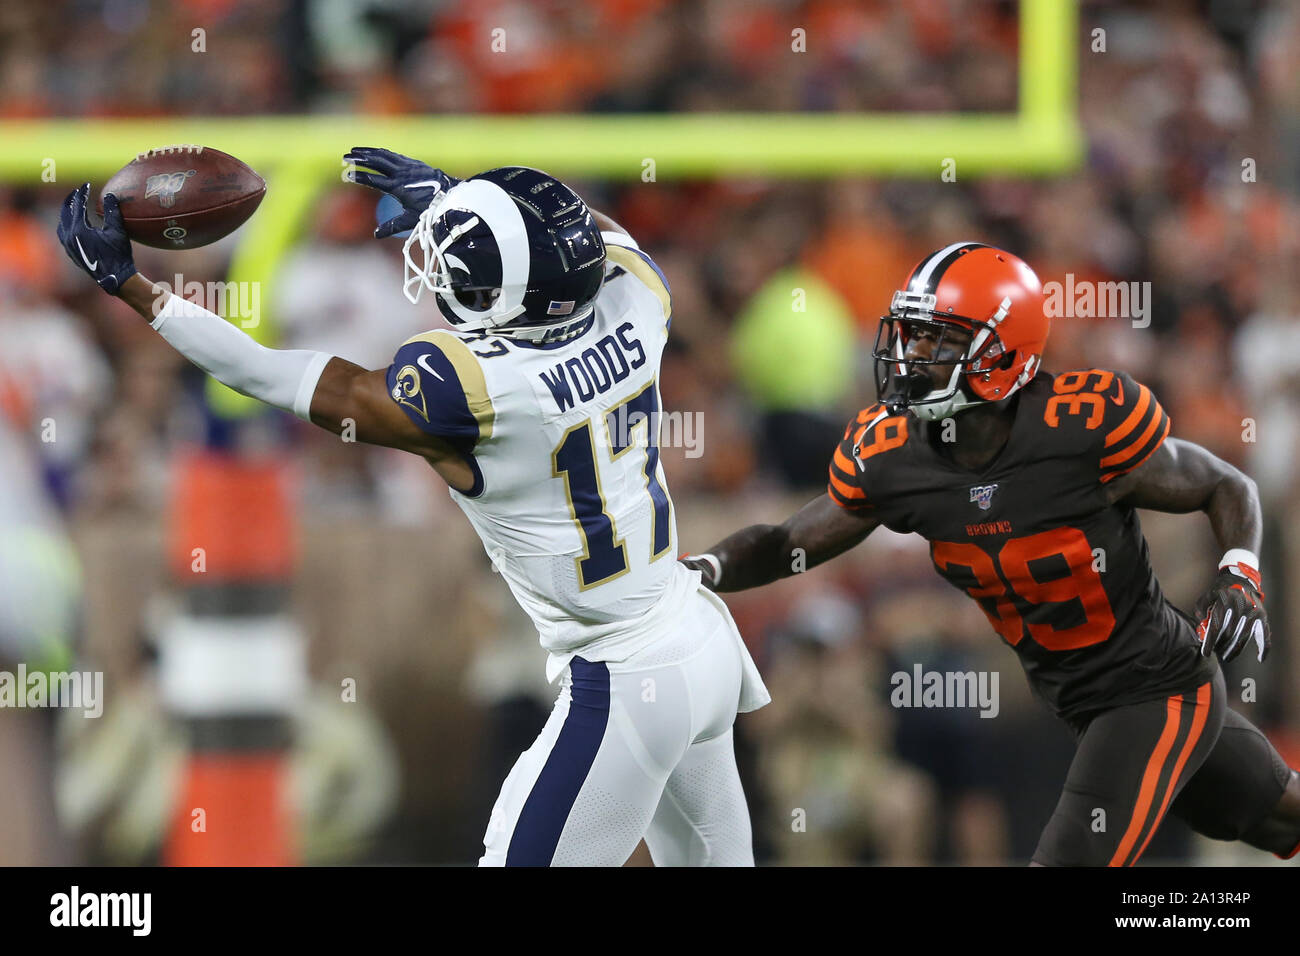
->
xmin=908 ymin=364 xmax=984 ymax=420
xmin=910 ymin=388 xmax=984 ymax=420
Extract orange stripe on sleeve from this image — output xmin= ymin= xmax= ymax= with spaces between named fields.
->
xmin=827 ymin=488 xmax=870 ymax=511
xmin=1104 ymin=385 xmax=1152 ymax=448
xmin=833 ymin=446 xmax=859 ymax=475
xmin=828 ymin=469 xmax=865 ymax=502
xmin=1100 ymin=414 xmax=1170 ymax=483
xmin=1101 ymin=403 xmax=1164 ymax=469
xmin=1131 ymin=682 xmax=1212 ymax=864
xmin=1109 ymin=694 xmax=1183 ymax=867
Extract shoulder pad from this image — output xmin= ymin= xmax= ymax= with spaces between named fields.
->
xmin=1039 ymin=369 xmax=1170 ymax=482
xmin=828 ymin=404 xmax=911 ymax=510
xmin=386 ymin=330 xmax=495 ymax=443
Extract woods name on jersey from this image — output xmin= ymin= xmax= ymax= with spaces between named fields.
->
xmin=537 ymin=321 xmax=647 ymax=414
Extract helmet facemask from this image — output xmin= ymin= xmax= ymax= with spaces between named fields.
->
xmin=402 ymin=197 xmax=524 ymax=332
xmin=874 ymin=290 xmax=1016 ymax=420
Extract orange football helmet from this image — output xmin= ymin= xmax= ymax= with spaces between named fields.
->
xmin=874 ymin=242 xmax=1048 ymax=419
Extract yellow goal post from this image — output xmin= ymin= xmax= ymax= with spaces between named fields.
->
xmin=0 ymin=0 xmax=1080 ymax=415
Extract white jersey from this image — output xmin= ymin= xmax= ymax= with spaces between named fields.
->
xmin=385 ymin=233 xmax=697 ymax=679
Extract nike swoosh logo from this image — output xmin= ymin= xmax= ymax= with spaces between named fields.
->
xmin=416 ymin=353 xmax=445 ymax=381
xmin=1110 ymin=377 xmax=1125 ymax=406
xmin=405 ymin=180 xmax=444 ymax=190
xmin=75 ymin=237 xmax=98 ymax=271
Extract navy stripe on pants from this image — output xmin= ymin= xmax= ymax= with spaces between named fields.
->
xmin=506 ymin=657 xmax=611 ymax=866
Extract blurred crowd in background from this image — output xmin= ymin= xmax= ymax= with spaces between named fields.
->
xmin=2 ymin=0 xmax=1300 ymax=865
xmin=0 ymin=0 xmax=1021 ymax=116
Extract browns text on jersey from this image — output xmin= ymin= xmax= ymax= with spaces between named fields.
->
xmin=828 ymin=367 xmax=1212 ymax=721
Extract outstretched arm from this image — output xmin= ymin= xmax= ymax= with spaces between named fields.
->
xmin=684 ymin=494 xmax=880 ymax=592
xmin=54 ymin=178 xmax=473 ymax=490
xmin=1108 ymin=436 xmax=1269 ymax=661
xmin=115 ymin=273 xmax=475 ymax=486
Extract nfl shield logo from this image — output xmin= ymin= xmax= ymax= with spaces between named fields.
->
xmin=969 ymin=484 xmax=998 ymax=510
xmin=144 ymin=169 xmax=196 ymax=208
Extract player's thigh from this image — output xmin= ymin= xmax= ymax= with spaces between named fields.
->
xmin=644 ymin=727 xmax=755 ymax=867
xmin=641 ymin=591 xmax=753 ymax=866
xmin=545 ymin=661 xmax=696 ymax=866
xmin=481 ymin=656 xmax=687 ymax=866
xmin=1032 ymin=674 xmax=1223 ymax=866
xmin=1170 ymin=705 xmax=1294 ymax=842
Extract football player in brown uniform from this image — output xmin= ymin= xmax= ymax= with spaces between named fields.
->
xmin=684 ymin=242 xmax=1300 ymax=866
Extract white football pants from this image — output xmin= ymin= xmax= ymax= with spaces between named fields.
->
xmin=479 ymin=588 xmax=764 ymax=866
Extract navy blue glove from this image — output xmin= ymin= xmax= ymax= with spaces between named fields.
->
xmin=56 ymin=183 xmax=136 ymax=295
xmin=343 ymin=146 xmax=461 ymax=239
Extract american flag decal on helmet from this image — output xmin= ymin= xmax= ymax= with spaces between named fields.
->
xmin=547 ymin=299 xmax=576 ymax=315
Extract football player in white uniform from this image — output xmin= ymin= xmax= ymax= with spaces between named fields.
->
xmin=56 ymin=151 xmax=769 ymax=866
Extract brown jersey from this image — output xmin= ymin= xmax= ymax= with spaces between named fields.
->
xmin=828 ymin=368 xmax=1215 ymax=721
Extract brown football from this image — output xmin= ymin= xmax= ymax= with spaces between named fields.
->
xmin=97 ymin=145 xmax=266 ymax=249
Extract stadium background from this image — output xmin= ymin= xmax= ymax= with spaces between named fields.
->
xmin=1 ymin=0 xmax=1298 ymax=865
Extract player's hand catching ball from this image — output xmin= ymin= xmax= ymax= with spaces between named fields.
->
xmin=344 ymin=146 xmax=462 ymax=239
xmin=1195 ymin=553 xmax=1270 ymax=663
xmin=56 ymin=183 xmax=137 ymax=295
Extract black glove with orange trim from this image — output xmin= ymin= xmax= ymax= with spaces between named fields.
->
xmin=1195 ymin=555 xmax=1269 ymax=663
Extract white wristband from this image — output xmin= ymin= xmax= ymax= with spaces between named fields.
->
xmin=1219 ymin=549 xmax=1262 ymax=591
xmin=691 ymin=552 xmax=722 ymax=586
xmin=152 ymin=294 xmax=331 ymax=422
xmin=1219 ymin=549 xmax=1260 ymax=573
